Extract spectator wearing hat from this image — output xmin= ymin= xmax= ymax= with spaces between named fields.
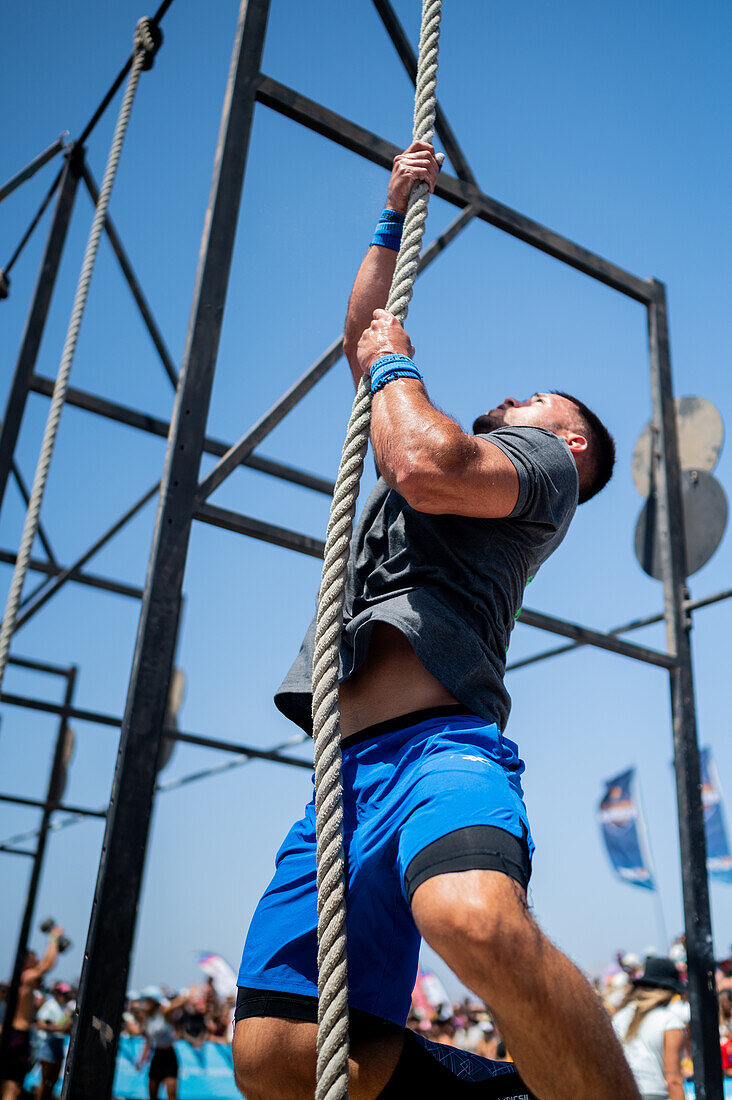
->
xmin=612 ymin=957 xmax=688 ymax=1100
xmin=34 ymin=983 xmax=73 ymax=1100
xmin=136 ymin=987 xmax=187 ymax=1100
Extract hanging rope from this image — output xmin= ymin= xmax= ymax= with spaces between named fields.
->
xmin=311 ymin=4 xmax=442 ymax=1097
xmin=0 ymin=19 xmax=160 ymax=695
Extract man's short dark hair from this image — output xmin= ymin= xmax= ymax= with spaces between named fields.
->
xmin=552 ymin=391 xmax=615 ymax=504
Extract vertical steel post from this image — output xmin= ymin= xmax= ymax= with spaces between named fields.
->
xmin=647 ymin=280 xmax=722 ymax=1099
xmin=0 ymin=665 xmax=77 ymax=1084
xmin=61 ymin=3 xmax=271 ymax=1097
xmin=0 ymin=151 xmax=81 ymax=513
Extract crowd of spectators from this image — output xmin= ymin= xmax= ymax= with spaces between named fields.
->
xmin=120 ymin=977 xmax=236 ymax=1047
xmin=0 ymin=977 xmax=237 ymax=1050
xmin=8 ymin=934 xmax=732 ymax=1092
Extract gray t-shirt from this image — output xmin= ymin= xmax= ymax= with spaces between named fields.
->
xmin=275 ymin=426 xmax=578 ymax=735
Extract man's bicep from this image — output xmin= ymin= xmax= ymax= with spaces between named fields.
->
xmin=451 ymin=437 xmax=520 ymax=517
xmin=412 ymin=437 xmax=520 ymax=518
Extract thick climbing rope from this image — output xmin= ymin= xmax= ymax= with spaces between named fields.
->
xmin=311 ymin=4 xmax=442 ymax=1098
xmin=0 ymin=18 xmax=160 ymax=694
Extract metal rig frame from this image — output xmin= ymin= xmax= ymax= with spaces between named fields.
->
xmin=0 ymin=1 xmax=727 ymax=1097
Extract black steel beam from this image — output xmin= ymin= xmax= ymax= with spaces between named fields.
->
xmin=0 ymin=549 xmax=143 ymax=602
xmin=8 ymin=654 xmax=71 ymax=677
xmin=0 ymin=792 xmax=106 ymax=819
xmin=0 ymin=668 xmax=77 ymax=1085
xmin=197 ymin=336 xmax=344 ymax=500
xmin=517 ymin=607 xmax=676 ymax=668
xmin=647 ymin=282 xmax=722 ymax=1099
xmin=0 ymin=687 xmax=311 ymax=774
xmin=197 ymin=503 xmax=678 ymax=664
xmin=195 ymin=502 xmax=325 ymax=558
xmin=257 ymin=76 xmax=654 ymax=304
xmin=0 ymin=846 xmax=35 ymax=858
xmin=509 ymin=588 xmax=732 ymax=673
xmin=29 ymin=375 xmax=334 ymax=497
xmin=172 ymin=728 xmax=312 ymax=770
xmin=0 ymin=135 xmax=68 ymax=204
xmin=196 ymin=205 xmax=476 ymax=502
xmin=11 ymin=462 xmax=59 ymax=568
xmin=16 ymin=484 xmax=158 ymax=631
xmin=80 ymin=162 xmax=178 ymax=388
xmin=0 ymin=691 xmax=121 ymax=728
xmin=63 ymin=5 xmax=273 ymax=1095
xmin=371 ymin=0 xmax=476 ymax=185
xmin=2 ymin=169 xmax=64 ymax=282
xmin=76 ymin=0 xmax=175 ymax=147
xmin=0 ymin=152 xmax=81 ymax=513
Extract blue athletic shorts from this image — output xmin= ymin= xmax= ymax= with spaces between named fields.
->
xmin=237 ymin=706 xmax=533 ymax=1028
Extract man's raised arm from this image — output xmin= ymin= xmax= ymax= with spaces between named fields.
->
xmin=25 ymin=925 xmax=63 ymax=985
xmin=342 ymin=142 xmax=441 ymax=388
xmin=356 ymin=310 xmax=521 ymax=519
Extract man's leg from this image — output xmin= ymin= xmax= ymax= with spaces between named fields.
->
xmin=232 ymin=1016 xmax=404 ymax=1100
xmin=412 ymin=869 xmax=641 ymax=1100
xmin=232 ymin=1015 xmax=533 ymax=1100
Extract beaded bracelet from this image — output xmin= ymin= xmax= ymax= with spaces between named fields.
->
xmin=370 ymin=354 xmax=423 ymax=393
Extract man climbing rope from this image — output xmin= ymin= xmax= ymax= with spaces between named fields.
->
xmin=232 ymin=143 xmax=641 ymax=1100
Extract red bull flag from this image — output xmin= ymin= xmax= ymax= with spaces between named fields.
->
xmin=700 ymin=748 xmax=732 ymax=883
xmin=598 ymin=769 xmax=655 ymax=890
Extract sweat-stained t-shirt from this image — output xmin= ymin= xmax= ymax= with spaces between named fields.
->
xmin=275 ymin=426 xmax=579 ymax=735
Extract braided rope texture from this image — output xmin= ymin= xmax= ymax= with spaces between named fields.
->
xmin=0 ymin=19 xmax=158 ymax=695
xmin=311 ymin=3 xmax=442 ymax=1097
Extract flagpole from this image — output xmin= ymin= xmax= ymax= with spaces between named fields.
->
xmin=635 ymin=771 xmax=669 ymax=952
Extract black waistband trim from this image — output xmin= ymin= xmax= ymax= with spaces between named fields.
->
xmin=341 ymin=704 xmax=481 ymax=750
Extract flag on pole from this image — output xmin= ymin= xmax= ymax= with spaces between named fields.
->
xmin=196 ymin=952 xmax=237 ymax=999
xmin=411 ymin=968 xmax=451 ymax=1016
xmin=700 ymin=748 xmax=732 ymax=883
xmin=598 ymin=769 xmax=655 ymax=890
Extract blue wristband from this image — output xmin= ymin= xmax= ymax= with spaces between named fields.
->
xmin=370 ymin=354 xmax=423 ymax=394
xmin=371 ymin=208 xmax=405 ymax=251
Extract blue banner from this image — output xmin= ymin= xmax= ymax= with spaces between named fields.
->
xmin=598 ymin=768 xmax=655 ymax=890
xmin=700 ymin=748 xmax=732 ymax=884
xmin=25 ymin=1038 xmax=238 ymax=1098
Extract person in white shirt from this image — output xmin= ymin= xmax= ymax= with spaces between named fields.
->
xmin=34 ymin=982 xmax=73 ymax=1100
xmin=612 ymin=957 xmax=688 ymax=1100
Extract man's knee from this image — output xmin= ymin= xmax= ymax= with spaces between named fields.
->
xmin=412 ymin=869 xmax=539 ymax=973
xmin=232 ymin=1017 xmax=316 ymax=1100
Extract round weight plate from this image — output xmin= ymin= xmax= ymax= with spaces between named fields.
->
xmin=634 ymin=469 xmax=728 ymax=580
xmin=632 ymin=396 xmax=724 ymax=497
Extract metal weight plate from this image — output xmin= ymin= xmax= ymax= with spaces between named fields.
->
xmin=634 ymin=469 xmax=728 ymax=580
xmin=632 ymin=396 xmax=725 ymax=497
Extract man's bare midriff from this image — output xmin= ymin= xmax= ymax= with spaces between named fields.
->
xmin=338 ymin=622 xmax=458 ymax=740
xmin=12 ymin=979 xmax=38 ymax=1030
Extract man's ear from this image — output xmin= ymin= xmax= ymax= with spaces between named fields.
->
xmin=564 ymin=431 xmax=588 ymax=455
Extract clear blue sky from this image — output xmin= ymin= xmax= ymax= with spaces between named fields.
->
xmin=1 ymin=0 xmax=731 ymax=1000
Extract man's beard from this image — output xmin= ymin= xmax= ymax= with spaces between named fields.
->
xmin=472 ymin=410 xmax=504 ymax=435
